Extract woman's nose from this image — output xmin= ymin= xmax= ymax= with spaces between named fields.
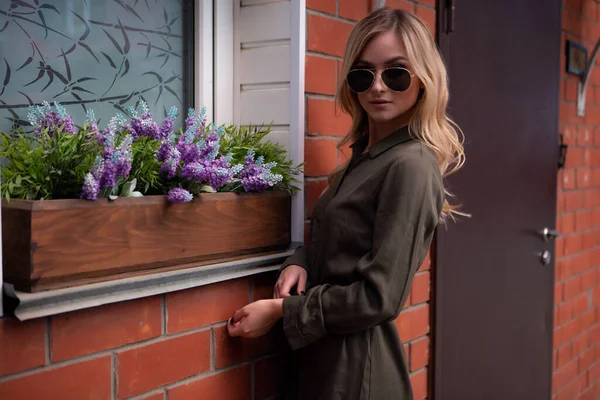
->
xmin=371 ymin=71 xmax=386 ymax=92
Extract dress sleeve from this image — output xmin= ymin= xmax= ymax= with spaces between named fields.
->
xmin=278 ymin=245 xmax=310 ymax=281
xmin=281 ymin=156 xmax=443 ymax=350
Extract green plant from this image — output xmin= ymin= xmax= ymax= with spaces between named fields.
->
xmin=220 ymin=123 xmax=303 ymax=195
xmin=128 ymin=136 xmax=162 ymax=195
xmin=0 ymin=126 xmax=99 ymax=201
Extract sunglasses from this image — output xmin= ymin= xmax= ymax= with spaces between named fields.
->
xmin=346 ymin=67 xmax=414 ymax=93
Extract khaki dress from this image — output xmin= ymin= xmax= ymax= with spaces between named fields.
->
xmin=279 ymin=126 xmax=444 ymax=400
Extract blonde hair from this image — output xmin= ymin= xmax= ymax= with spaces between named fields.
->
xmin=332 ymin=7 xmax=467 ymax=222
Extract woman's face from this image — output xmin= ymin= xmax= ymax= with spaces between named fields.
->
xmin=352 ymin=30 xmax=421 ymax=127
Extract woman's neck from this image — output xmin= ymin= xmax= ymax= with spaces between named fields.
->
xmin=367 ymin=113 xmax=412 ymax=149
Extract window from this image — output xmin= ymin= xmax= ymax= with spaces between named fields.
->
xmin=0 ymin=0 xmax=196 ymax=131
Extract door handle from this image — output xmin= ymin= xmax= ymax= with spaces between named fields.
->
xmin=540 ymin=250 xmax=552 ymax=266
xmin=541 ymin=227 xmax=560 ymax=241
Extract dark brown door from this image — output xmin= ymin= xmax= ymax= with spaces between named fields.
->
xmin=434 ymin=1 xmax=561 ymax=399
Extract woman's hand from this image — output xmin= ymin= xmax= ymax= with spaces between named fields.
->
xmin=274 ymin=265 xmax=307 ymax=298
xmin=227 ymin=299 xmax=284 ymax=338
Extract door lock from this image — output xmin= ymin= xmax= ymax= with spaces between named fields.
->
xmin=542 ymin=228 xmax=560 ymax=242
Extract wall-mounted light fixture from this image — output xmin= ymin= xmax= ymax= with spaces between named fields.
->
xmin=566 ymin=39 xmax=597 ymax=117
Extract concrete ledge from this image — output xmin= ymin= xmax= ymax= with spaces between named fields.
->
xmin=4 ymin=246 xmax=298 ymax=321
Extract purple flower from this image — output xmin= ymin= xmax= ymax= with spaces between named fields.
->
xmin=27 ymin=101 xmax=77 ymax=137
xmin=238 ymin=150 xmax=283 ymax=192
xmin=168 ymin=188 xmax=193 ymax=203
xmin=81 ymin=173 xmax=100 ymax=201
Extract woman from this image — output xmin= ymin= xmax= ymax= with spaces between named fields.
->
xmin=228 ymin=7 xmax=465 ymax=399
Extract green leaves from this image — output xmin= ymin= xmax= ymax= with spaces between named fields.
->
xmin=0 ymin=126 xmax=99 ymax=201
xmin=220 ymin=123 xmax=303 ymax=194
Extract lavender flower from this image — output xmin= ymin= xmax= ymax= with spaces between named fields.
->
xmin=238 ymin=150 xmax=283 ymax=192
xmin=161 ymin=107 xmax=178 ymax=135
xmin=127 ymin=101 xmax=161 ymax=140
xmin=81 ymin=173 xmax=100 ymax=201
xmin=27 ymin=101 xmax=77 ymax=137
xmin=168 ymin=188 xmax=193 ymax=203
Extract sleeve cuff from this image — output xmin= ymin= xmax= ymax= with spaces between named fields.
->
xmin=282 ymin=295 xmax=310 ymax=350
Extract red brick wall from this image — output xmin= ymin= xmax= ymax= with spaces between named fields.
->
xmin=554 ymin=1 xmax=600 ymax=399
xmin=0 ymin=273 xmax=287 ymax=400
xmin=304 ymin=1 xmax=436 ymax=399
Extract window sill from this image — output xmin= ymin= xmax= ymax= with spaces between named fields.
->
xmin=4 ymin=244 xmax=299 ymax=321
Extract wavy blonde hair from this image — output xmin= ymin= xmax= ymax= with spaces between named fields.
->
xmin=331 ymin=7 xmax=467 ymax=221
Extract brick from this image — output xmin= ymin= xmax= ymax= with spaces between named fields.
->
xmin=585 ymin=106 xmax=600 ymax=126
xmin=564 ymin=233 xmax=583 ymax=256
xmin=577 ymin=168 xmax=592 ymax=188
xmin=416 ymin=0 xmax=435 ymax=6
xmin=554 ymin=359 xmax=579 ymax=392
xmin=307 ymin=14 xmax=353 ymax=57
xmin=254 ymin=355 xmax=285 ymax=400
xmin=572 ymin=332 xmax=589 ymax=356
xmin=167 ymin=279 xmax=249 ymax=334
xmin=214 ymin=324 xmax=285 ymax=369
xmin=410 ymin=368 xmax=428 ymax=400
xmin=419 ymin=251 xmax=431 ymax=271
xmin=0 ymin=356 xmax=110 ymax=400
xmin=306 ymin=179 xmax=329 ymax=217
xmin=252 ymin=272 xmax=278 ymax=301
xmin=589 ymin=149 xmax=600 ymax=166
xmin=304 ymin=138 xmax=338 ymax=176
xmin=564 ymin=276 xmax=583 ymax=301
xmin=307 ymin=0 xmax=336 ymax=14
xmin=409 ymin=337 xmax=429 ymax=371
xmin=410 ymin=271 xmax=430 ymax=305
xmin=307 ymin=98 xmax=352 ymax=137
xmin=138 ymin=394 xmax=164 ymax=400
xmin=556 ymin=300 xmax=574 ymax=326
xmin=395 ymin=305 xmax=429 ymax=342
xmin=117 ymin=331 xmax=211 ymax=398
xmin=563 ymin=125 xmax=577 ymax=145
xmin=584 ymin=189 xmax=600 ymax=208
xmin=560 ymin=101 xmax=583 ymax=125
xmin=583 ymin=1 xmax=597 ymax=21
xmin=565 ymin=191 xmax=584 ymax=211
xmin=51 ymin=296 xmax=161 ymax=362
xmin=385 ymin=0 xmax=415 ymax=12
xmin=305 ymin=55 xmax=337 ymax=95
xmin=562 ymin=169 xmax=576 ymax=189
xmin=578 ymin=126 xmax=593 ymax=147
xmin=168 ymin=365 xmax=251 ymax=400
xmin=575 ymin=210 xmax=593 ymax=231
xmin=582 ymin=230 xmax=598 ymax=251
xmin=557 ymin=343 xmax=573 ymax=369
xmin=0 ymin=317 xmax=46 ymax=375
xmin=578 ymin=347 xmax=596 ymax=373
xmin=561 ymin=213 xmax=576 ymax=235
xmin=416 ymin=5 xmax=435 ymax=36
xmin=573 ymin=293 xmax=590 ymax=317
xmin=340 ymin=0 xmax=370 ymax=21
xmin=581 ymin=270 xmax=596 ymax=290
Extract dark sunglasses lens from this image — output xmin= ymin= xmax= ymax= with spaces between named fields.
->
xmin=382 ymin=68 xmax=412 ymax=91
xmin=347 ymin=70 xmax=374 ymax=92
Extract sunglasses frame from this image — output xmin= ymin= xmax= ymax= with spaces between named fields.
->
xmin=346 ymin=67 xmax=415 ymax=93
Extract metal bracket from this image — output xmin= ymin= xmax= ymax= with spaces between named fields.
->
xmin=577 ymin=39 xmax=600 ymax=116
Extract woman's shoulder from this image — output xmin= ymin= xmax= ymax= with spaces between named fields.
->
xmin=385 ymin=140 xmax=440 ymax=178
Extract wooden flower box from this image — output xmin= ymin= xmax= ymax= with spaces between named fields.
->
xmin=2 ymin=191 xmax=291 ymax=292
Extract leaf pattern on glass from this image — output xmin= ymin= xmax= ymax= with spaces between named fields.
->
xmin=0 ymin=0 xmax=188 ymax=132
